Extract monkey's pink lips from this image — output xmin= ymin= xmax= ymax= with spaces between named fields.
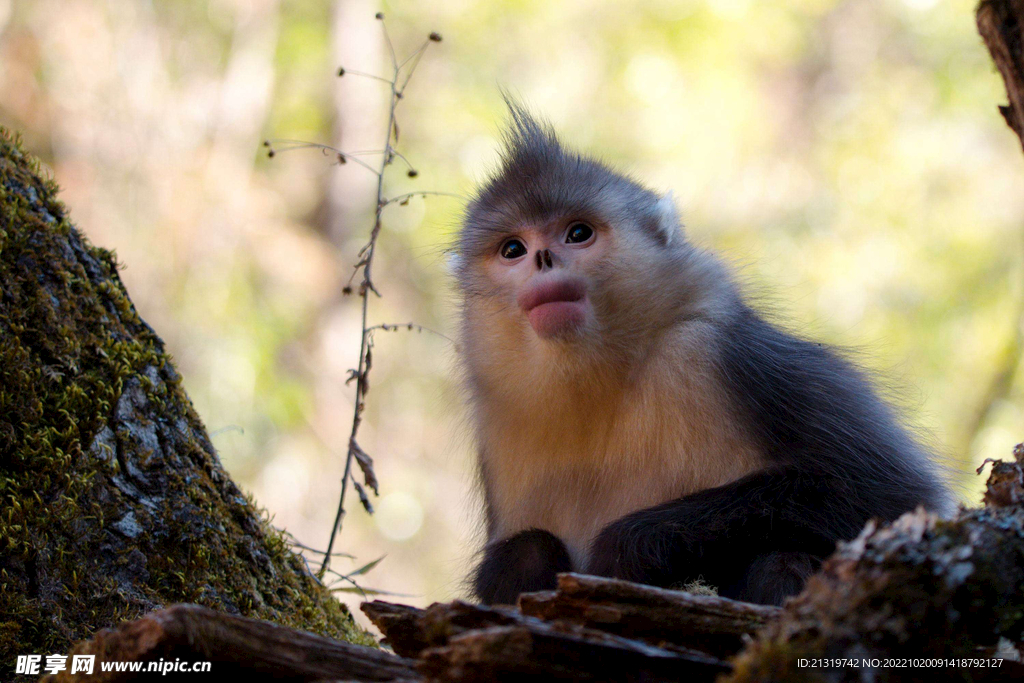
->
xmin=519 ymin=279 xmax=588 ymax=338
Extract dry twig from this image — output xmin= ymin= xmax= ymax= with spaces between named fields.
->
xmin=265 ymin=14 xmax=444 ymax=577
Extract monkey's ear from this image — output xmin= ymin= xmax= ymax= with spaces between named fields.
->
xmin=652 ymin=191 xmax=682 ymax=246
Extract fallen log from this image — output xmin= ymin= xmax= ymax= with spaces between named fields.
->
xmin=518 ymin=573 xmax=778 ymax=657
xmin=417 ymin=623 xmax=723 ymax=683
xmin=363 ymin=598 xmax=728 ymax=681
xmin=410 ymin=601 xmax=728 ymax=682
xmin=365 ymin=576 xmax=775 ymax=662
xmin=360 ymin=602 xmax=433 ymax=659
xmin=361 ymin=600 xmax=527 ymax=660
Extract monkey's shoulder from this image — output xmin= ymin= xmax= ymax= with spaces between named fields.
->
xmin=712 ymin=306 xmax=951 ymax=512
xmin=713 ymin=306 xmax=896 ymax=439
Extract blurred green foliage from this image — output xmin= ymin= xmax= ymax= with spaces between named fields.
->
xmin=0 ymin=0 xmax=1021 ymax=623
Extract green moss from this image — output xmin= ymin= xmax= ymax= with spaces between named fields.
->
xmin=0 ymin=128 xmax=375 ymax=664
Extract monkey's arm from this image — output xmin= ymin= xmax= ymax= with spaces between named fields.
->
xmin=587 ymin=308 xmax=950 ymax=600
xmin=585 ymin=467 xmax=862 ymax=595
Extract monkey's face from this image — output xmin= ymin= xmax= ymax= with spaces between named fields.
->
xmin=457 ymin=107 xmax=712 ymax=377
xmin=460 ymin=208 xmax=679 ymax=357
xmin=483 ymin=216 xmax=605 ymax=340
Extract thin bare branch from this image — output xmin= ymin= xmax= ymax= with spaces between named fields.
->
xmin=287 ymin=538 xmax=355 ymax=559
xmin=266 ymin=14 xmax=443 ymax=579
xmin=397 ymin=40 xmax=429 ymax=70
xmin=366 ymin=322 xmax=456 ymax=345
xmin=337 ymin=67 xmax=392 ymax=85
xmin=318 ymin=17 xmax=442 ymax=577
xmin=384 ymin=190 xmax=462 ymax=207
xmin=397 ymin=41 xmax=430 ymax=94
xmin=378 ymin=15 xmax=399 ymax=73
xmin=264 ymin=139 xmax=381 ymax=175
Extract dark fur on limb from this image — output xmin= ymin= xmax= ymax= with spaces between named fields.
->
xmin=473 ymin=528 xmax=572 ymax=605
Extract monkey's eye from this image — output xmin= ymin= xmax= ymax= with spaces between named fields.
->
xmin=565 ymin=223 xmax=594 ymax=244
xmin=499 ymin=238 xmax=527 ymax=260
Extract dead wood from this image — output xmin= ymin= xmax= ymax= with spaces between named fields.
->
xmin=518 ymin=573 xmax=778 ymax=657
xmin=360 ymin=601 xmax=433 ymax=658
xmin=402 ymin=600 xmax=728 ymax=682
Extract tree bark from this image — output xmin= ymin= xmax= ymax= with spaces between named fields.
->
xmin=0 ymin=129 xmax=372 ymax=663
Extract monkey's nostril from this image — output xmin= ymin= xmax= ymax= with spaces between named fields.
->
xmin=544 ymin=250 xmax=553 ymax=269
xmin=535 ymin=251 xmax=543 ymax=269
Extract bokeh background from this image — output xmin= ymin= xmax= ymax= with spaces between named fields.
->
xmin=2 ymin=0 xmax=1022 ymax=629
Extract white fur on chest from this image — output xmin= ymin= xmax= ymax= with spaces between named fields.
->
xmin=477 ymin=325 xmax=763 ymax=568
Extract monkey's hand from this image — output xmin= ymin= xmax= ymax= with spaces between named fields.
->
xmin=585 ymin=503 xmax=700 ymax=586
xmin=586 ymin=468 xmax=849 ymax=591
xmin=473 ymin=528 xmax=572 ymax=605
xmin=586 ymin=469 xmax=791 ymax=585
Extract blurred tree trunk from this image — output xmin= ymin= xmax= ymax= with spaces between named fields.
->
xmin=0 ymin=128 xmax=373 ymax=662
xmin=960 ymin=0 xmax=1024 ymax=459
xmin=328 ymin=0 xmax=383 ymax=247
xmin=978 ymin=0 xmax=1024 ymax=153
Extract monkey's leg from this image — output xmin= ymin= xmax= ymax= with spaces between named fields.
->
xmin=473 ymin=528 xmax=572 ymax=605
xmin=718 ymin=551 xmax=821 ymax=605
xmin=586 ymin=468 xmax=856 ymax=599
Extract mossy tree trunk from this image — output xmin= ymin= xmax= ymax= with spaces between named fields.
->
xmin=0 ymin=129 xmax=372 ymax=664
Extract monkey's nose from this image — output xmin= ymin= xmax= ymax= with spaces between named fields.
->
xmin=535 ymin=249 xmax=554 ymax=271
